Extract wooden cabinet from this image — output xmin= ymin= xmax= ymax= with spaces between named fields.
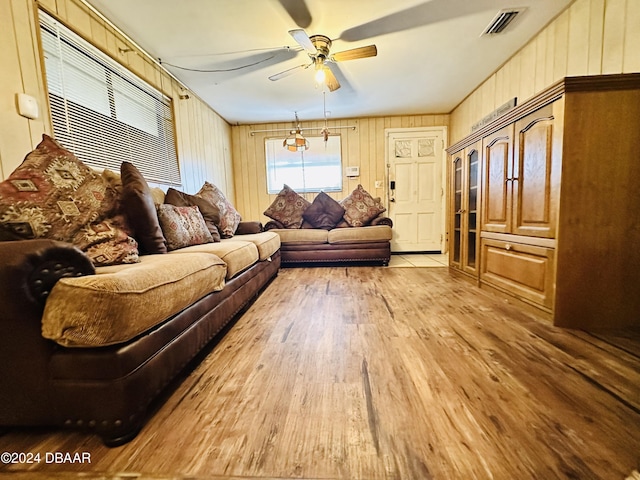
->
xmin=447 ymin=74 xmax=640 ymax=329
xmin=450 ymin=142 xmax=480 ymax=276
xmin=482 ymin=104 xmax=560 ymax=239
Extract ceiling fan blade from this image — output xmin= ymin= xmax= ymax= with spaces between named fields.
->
xmin=268 ymin=63 xmax=310 ymax=81
xmin=277 ymin=0 xmax=312 ymax=28
xmin=323 ymin=66 xmax=340 ymax=92
xmin=289 ymin=29 xmax=317 ymax=55
xmin=339 ymin=0 xmax=498 ymax=42
xmin=332 ymin=45 xmax=377 ymax=62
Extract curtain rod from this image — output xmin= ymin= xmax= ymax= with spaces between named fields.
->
xmin=250 ymin=125 xmax=357 ymax=136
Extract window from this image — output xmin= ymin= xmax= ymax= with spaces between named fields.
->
xmin=265 ymin=135 xmax=342 ymax=194
xmin=39 ymin=11 xmax=180 ymax=185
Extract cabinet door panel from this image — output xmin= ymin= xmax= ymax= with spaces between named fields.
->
xmin=480 ymin=238 xmax=555 ymax=309
xmin=513 ymin=106 xmax=558 ymax=238
xmin=482 ymin=126 xmax=513 ymax=233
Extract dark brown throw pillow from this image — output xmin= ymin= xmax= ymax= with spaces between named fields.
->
xmin=120 ymin=162 xmax=167 ymax=254
xmin=164 ymin=188 xmax=221 ymax=242
xmin=302 ymin=192 xmax=346 ymax=230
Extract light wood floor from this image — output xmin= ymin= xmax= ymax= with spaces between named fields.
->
xmin=1 ymin=267 xmax=639 ymax=480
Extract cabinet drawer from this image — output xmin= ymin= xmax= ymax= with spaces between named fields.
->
xmin=480 ymin=238 xmax=555 ymax=309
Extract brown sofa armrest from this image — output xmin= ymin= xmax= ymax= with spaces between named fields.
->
xmin=0 ymin=239 xmax=95 ymax=317
xmin=370 ymin=216 xmax=393 ymax=227
xmin=235 ymin=221 xmax=263 ymax=235
xmin=264 ymin=220 xmax=285 ymax=230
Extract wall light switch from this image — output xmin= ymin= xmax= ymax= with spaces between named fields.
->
xmin=16 ymin=93 xmax=39 ymax=120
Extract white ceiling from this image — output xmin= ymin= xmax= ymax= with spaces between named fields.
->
xmin=85 ymin=0 xmax=572 ymax=125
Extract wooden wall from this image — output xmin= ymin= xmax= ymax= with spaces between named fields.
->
xmin=0 ymin=0 xmax=233 ymax=197
xmin=232 ymin=115 xmax=449 ymax=223
xmin=450 ymin=0 xmax=640 ymax=144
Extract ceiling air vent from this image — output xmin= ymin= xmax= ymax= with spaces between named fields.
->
xmin=481 ymin=8 xmax=525 ymax=35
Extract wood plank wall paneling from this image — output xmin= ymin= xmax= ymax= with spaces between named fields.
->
xmin=4 ymin=0 xmax=639 ymax=208
xmin=0 ymin=0 xmax=233 ymax=201
xmin=231 ymin=115 xmax=450 ymax=223
xmin=450 ymin=0 xmax=640 ymax=144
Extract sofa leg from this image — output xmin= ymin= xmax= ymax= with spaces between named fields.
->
xmin=100 ymin=421 xmax=143 ymax=448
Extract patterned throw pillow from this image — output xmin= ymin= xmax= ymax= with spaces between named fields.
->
xmin=164 ymin=188 xmax=221 ymax=242
xmin=340 ymin=184 xmax=386 ymax=227
xmin=302 ymin=192 xmax=345 ymax=230
xmin=0 ymin=135 xmax=139 ymax=266
xmin=264 ymin=184 xmax=311 ymax=229
xmin=157 ymin=204 xmax=213 ymax=250
xmin=196 ymin=181 xmax=241 ymax=238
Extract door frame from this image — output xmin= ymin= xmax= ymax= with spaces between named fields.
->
xmin=384 ymin=126 xmax=448 ymax=253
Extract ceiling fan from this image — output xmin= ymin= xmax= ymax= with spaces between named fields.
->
xmin=268 ymin=29 xmax=377 ymax=92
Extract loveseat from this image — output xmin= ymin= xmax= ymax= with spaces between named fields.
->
xmin=0 ymin=135 xmax=280 ymax=446
xmin=263 ymin=185 xmax=393 ymax=266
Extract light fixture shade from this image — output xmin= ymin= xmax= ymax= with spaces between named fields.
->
xmin=283 ymin=128 xmax=309 ymax=152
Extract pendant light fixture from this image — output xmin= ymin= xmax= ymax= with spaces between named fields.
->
xmin=283 ymin=113 xmax=309 ymax=152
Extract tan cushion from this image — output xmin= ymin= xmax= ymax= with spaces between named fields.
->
xmin=271 ymin=228 xmax=328 ymax=245
xmin=328 ymin=225 xmax=392 ymax=244
xmin=224 ymin=232 xmax=280 ymax=261
xmin=42 ymin=253 xmax=227 ymax=347
xmin=169 ymin=240 xmax=258 ymax=279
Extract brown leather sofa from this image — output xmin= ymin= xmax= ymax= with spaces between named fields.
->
xmin=262 ymin=186 xmax=394 ymax=266
xmin=265 ymin=215 xmax=393 ymax=266
xmin=0 ymin=233 xmax=280 ymax=446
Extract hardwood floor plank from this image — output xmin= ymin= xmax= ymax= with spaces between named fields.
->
xmin=1 ymin=267 xmax=639 ymax=479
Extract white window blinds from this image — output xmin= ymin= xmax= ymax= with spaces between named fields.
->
xmin=265 ymin=135 xmax=342 ymax=194
xmin=39 ymin=11 xmax=181 ymax=185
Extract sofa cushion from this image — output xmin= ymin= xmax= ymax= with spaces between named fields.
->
xmin=340 ymin=184 xmax=386 ymax=227
xmin=157 ymin=204 xmax=213 ymax=250
xmin=302 ymin=192 xmax=345 ymax=230
xmin=169 ymin=240 xmax=258 ymax=279
xmin=41 ymin=252 xmax=227 ymax=347
xmin=270 ymin=228 xmax=328 ymax=245
xmin=328 ymin=225 xmax=393 ymax=244
xmin=196 ymin=181 xmax=241 ymax=238
xmin=120 ymin=161 xmax=167 ymax=254
xmin=263 ymin=184 xmax=310 ymax=229
xmin=223 ymin=231 xmax=280 ymax=261
xmin=164 ymin=187 xmax=221 ymax=241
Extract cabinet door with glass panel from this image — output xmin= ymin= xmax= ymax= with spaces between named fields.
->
xmin=450 ymin=142 xmax=480 ymax=276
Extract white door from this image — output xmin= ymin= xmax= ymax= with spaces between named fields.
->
xmin=386 ymin=127 xmax=446 ymax=252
